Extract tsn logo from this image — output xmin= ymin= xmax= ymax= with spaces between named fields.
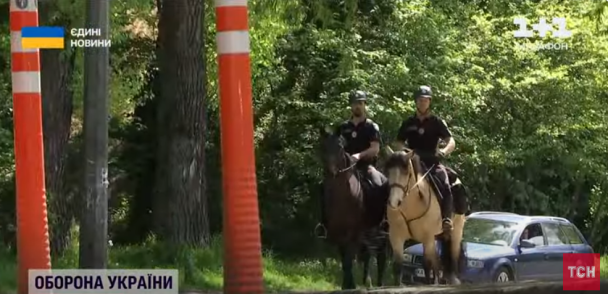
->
xmin=567 ymin=265 xmax=596 ymax=278
xmin=562 ymin=253 xmax=600 ymax=291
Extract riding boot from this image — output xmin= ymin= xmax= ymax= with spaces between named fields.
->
xmin=452 ymin=184 xmax=468 ymax=215
xmin=440 ymin=187 xmax=454 ymax=231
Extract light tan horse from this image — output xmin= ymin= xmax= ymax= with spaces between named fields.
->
xmin=384 ymin=148 xmax=466 ymax=286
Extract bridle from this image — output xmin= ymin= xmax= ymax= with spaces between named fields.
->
xmin=387 ymin=153 xmax=434 ymax=236
xmin=325 ymin=140 xmax=357 ymax=176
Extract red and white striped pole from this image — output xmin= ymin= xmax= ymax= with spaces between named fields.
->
xmin=9 ymin=0 xmax=52 ymax=293
xmin=215 ymin=0 xmax=264 ymax=293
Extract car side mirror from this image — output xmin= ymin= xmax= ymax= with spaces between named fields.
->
xmin=519 ymin=239 xmax=535 ymax=248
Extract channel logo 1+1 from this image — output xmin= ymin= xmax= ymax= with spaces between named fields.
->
xmin=562 ymin=253 xmax=600 ymax=290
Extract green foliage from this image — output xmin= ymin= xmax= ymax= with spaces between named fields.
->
xmin=241 ymin=0 xmax=608 ymax=254
xmin=0 ymin=236 xmax=345 ymax=292
xmin=0 ymin=0 xmax=608 ymax=277
xmin=2 ymin=242 xmax=608 ymax=292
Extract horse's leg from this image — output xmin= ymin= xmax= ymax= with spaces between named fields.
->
xmin=447 ymin=214 xmax=466 ymax=285
xmin=388 ymin=226 xmax=406 ymax=286
xmin=339 ymin=244 xmax=356 ymax=290
xmin=422 ymin=239 xmax=440 ymax=285
xmin=423 ymin=255 xmax=432 ymax=284
xmin=360 ymin=245 xmax=372 ymax=288
xmin=376 ymin=239 xmax=387 ymax=287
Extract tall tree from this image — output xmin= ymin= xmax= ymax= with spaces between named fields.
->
xmin=79 ymin=0 xmax=110 ymax=268
xmin=39 ymin=0 xmax=76 ymax=257
xmin=153 ymin=0 xmax=210 ymax=246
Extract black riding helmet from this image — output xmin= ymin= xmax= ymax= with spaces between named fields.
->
xmin=413 ymin=85 xmax=432 ymax=100
xmin=349 ymin=90 xmax=367 ymax=103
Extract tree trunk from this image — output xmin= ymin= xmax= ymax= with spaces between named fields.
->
xmin=153 ymin=0 xmax=210 ymax=246
xmin=39 ymin=1 xmax=75 ymax=257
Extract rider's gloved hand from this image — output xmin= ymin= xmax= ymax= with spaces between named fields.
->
xmin=436 ymin=150 xmax=446 ymax=158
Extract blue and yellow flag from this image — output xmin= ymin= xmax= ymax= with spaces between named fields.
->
xmin=21 ymin=27 xmax=65 ymax=49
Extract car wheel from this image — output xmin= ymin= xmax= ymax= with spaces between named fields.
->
xmin=494 ymin=267 xmax=512 ymax=283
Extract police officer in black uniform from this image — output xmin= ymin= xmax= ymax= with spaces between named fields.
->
xmin=315 ymin=90 xmax=386 ymax=238
xmin=392 ymin=86 xmax=456 ymax=231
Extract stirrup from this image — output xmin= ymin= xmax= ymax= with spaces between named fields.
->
xmin=442 ymin=218 xmax=453 ymax=230
xmin=379 ymin=219 xmax=389 ymax=234
xmin=314 ymin=223 xmax=327 ymax=239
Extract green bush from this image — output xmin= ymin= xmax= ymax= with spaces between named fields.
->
xmin=0 ymin=236 xmax=347 ymax=293
xmin=1 ymin=242 xmax=607 ymax=293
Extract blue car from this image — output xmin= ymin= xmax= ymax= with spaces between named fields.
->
xmin=401 ymin=211 xmax=593 ymax=284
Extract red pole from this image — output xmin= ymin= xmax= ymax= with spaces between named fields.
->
xmin=9 ymin=0 xmax=52 ymax=293
xmin=215 ymin=0 xmax=263 ymax=293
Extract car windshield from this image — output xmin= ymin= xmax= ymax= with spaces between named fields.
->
xmin=462 ymin=218 xmax=519 ymax=246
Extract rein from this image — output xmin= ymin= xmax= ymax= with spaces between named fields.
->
xmin=335 ymin=149 xmax=357 ymax=175
xmin=388 ymin=157 xmax=434 ymax=237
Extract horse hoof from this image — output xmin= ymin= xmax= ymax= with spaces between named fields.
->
xmin=447 ymin=276 xmax=461 ymax=285
xmin=365 ymin=277 xmax=373 ymax=289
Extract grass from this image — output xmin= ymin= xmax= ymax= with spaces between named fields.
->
xmin=0 ymin=237 xmax=347 ymax=294
xmin=1 ymin=241 xmax=607 ymax=294
xmin=602 ymin=255 xmax=608 ymax=277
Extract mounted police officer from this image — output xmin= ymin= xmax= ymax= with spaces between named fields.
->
xmin=315 ymin=90 xmax=386 ymax=238
xmin=392 ymin=86 xmax=456 ymax=231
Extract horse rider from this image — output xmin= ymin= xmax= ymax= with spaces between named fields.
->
xmin=391 ymin=85 xmax=456 ymax=231
xmin=315 ymin=90 xmax=385 ymax=238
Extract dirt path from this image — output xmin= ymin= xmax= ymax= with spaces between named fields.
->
xmin=180 ymin=280 xmax=607 ymax=294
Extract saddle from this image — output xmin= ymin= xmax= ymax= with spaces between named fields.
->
xmin=355 ymin=168 xmax=388 ymax=227
xmin=420 ymin=163 xmax=468 ymax=214
xmin=446 ymin=166 xmax=458 ymax=183
xmin=355 ymin=167 xmax=387 ymax=189
xmin=419 ymin=162 xmax=447 ymax=200
xmin=355 ymin=168 xmax=376 ymax=195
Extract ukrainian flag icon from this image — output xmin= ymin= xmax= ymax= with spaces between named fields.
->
xmin=21 ymin=27 xmax=65 ymax=49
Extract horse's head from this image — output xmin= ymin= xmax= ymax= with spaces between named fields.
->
xmin=319 ymin=125 xmax=349 ymax=176
xmin=384 ymin=148 xmax=421 ymax=208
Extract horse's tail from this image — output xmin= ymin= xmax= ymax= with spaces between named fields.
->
xmin=458 ymin=241 xmax=467 ymax=275
xmin=438 ymin=238 xmax=452 ymax=274
xmin=360 ymin=226 xmax=388 ymax=256
xmin=439 ymin=238 xmax=467 ymax=277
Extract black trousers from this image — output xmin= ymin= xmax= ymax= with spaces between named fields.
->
xmin=423 ymin=161 xmax=453 ymax=220
xmin=446 ymin=167 xmax=468 ymax=215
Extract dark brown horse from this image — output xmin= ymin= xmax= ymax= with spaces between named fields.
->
xmin=318 ymin=126 xmax=389 ymax=289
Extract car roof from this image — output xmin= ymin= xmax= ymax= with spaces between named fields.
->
xmin=468 ymin=211 xmax=572 ymax=226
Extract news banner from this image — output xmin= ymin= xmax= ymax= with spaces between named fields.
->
xmin=20 ymin=26 xmax=110 ymax=49
xmin=28 ymin=269 xmax=178 ymax=294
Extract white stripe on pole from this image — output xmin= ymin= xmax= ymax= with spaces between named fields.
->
xmin=11 ymin=72 xmax=42 ymax=93
xmin=217 ymin=31 xmax=250 ymax=54
xmin=9 ymin=0 xmax=38 ymax=11
xmin=10 ymin=31 xmax=38 ymax=53
xmin=215 ymin=0 xmax=247 ymax=7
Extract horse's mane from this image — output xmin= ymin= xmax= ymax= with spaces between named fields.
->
xmin=322 ymin=132 xmax=345 ymax=148
xmin=385 ymin=151 xmax=423 ymax=176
